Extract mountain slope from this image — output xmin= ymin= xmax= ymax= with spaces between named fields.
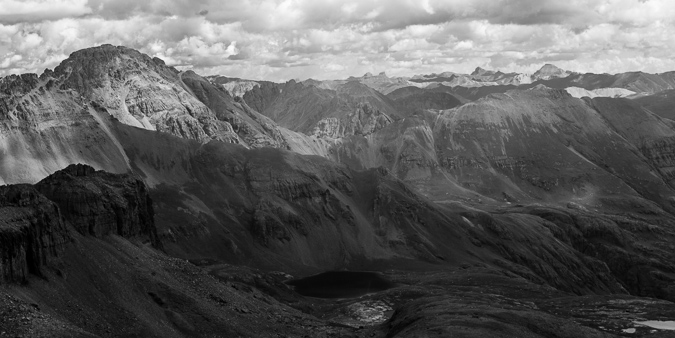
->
xmin=633 ymin=89 xmax=675 ymax=120
xmin=244 ymin=80 xmax=401 ymax=138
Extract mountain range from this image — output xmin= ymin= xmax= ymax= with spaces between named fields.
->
xmin=1 ymin=44 xmax=675 ymax=337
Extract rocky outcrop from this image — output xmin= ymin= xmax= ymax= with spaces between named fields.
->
xmin=35 ymin=164 xmax=160 ymax=248
xmin=0 ymin=185 xmax=70 ymax=283
xmin=1 ymin=163 xmax=159 ymax=283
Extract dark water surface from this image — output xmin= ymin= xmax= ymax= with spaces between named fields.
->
xmin=286 ymin=271 xmax=395 ymax=298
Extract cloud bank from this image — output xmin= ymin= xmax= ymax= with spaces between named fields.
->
xmin=1 ymin=0 xmax=674 ymax=81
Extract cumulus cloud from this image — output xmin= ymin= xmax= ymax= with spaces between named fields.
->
xmin=0 ymin=0 xmax=674 ymax=81
xmin=0 ymin=0 xmax=91 ymax=23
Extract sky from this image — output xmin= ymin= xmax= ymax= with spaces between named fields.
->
xmin=1 ymin=0 xmax=674 ymax=81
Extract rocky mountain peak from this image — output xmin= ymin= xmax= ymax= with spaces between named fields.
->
xmin=53 ymin=44 xmax=179 ymax=87
xmin=471 ymin=66 xmax=488 ymax=76
xmin=537 ymin=63 xmax=562 ymax=72
xmin=532 ymin=63 xmax=571 ymax=80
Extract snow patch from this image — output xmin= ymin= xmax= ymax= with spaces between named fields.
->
xmin=565 ymin=87 xmax=636 ymax=98
xmin=634 ymin=320 xmax=675 ymax=330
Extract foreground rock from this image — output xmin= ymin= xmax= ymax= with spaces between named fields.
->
xmin=35 ymin=163 xmax=160 ymax=247
xmin=0 ymin=185 xmax=69 ymax=283
xmin=0 ymin=164 xmax=158 ymax=283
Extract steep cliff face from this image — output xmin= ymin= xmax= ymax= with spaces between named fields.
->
xmin=35 ymin=164 xmax=159 ymax=247
xmin=0 ymin=185 xmax=69 ymax=283
xmin=0 ymin=164 xmax=160 ymax=283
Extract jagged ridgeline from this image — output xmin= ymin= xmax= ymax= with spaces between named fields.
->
xmin=2 ymin=44 xmax=675 ymax=337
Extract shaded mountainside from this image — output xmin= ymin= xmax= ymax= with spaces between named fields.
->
xmin=3 ymin=142 xmax=675 ymax=337
xmin=112 ymin=117 xmax=675 ymax=303
xmin=0 ymin=165 xmax=361 ymax=337
xmin=8 ymin=112 xmax=672 ymax=337
xmin=115 ymin=123 xmax=470 ymax=271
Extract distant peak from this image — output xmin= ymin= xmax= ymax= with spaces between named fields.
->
xmin=535 ymin=64 xmax=565 ymax=74
xmin=535 ymin=63 xmax=570 ymax=75
xmin=378 ymin=71 xmax=387 ymax=77
xmin=532 ymin=63 xmax=571 ymax=80
xmin=471 ymin=67 xmax=488 ymax=76
xmin=364 ymin=72 xmax=374 ymax=77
